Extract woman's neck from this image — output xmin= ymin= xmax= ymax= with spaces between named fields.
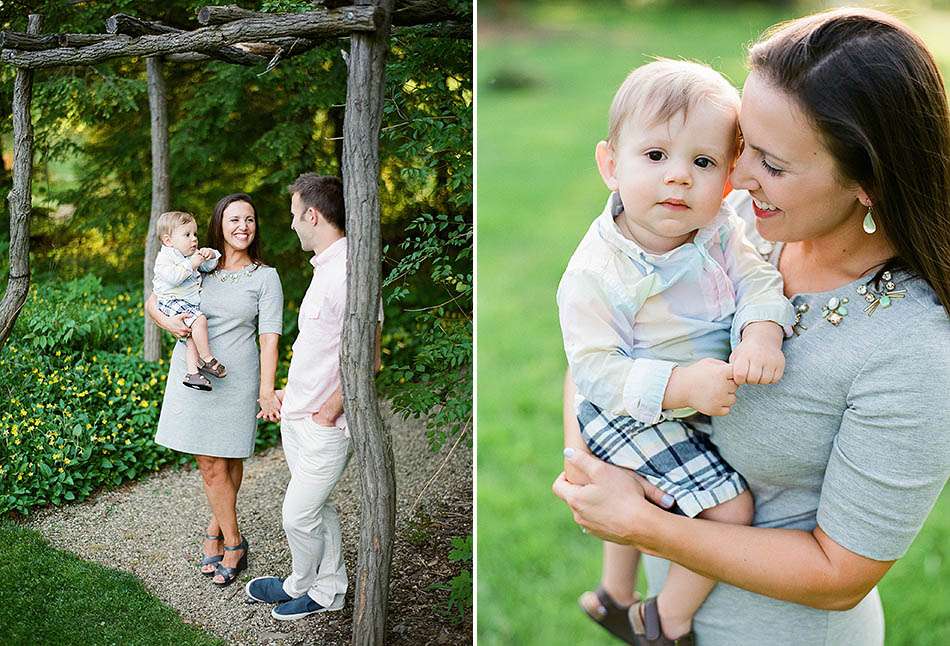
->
xmin=780 ymin=223 xmax=895 ymax=295
xmin=221 ymin=247 xmax=252 ymax=270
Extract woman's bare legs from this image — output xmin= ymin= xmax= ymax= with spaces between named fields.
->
xmin=565 ymin=373 xmax=641 ymax=609
xmin=196 ymin=455 xmax=246 ymax=582
xmin=200 ymin=457 xmax=245 ymax=573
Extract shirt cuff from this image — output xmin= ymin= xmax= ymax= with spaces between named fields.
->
xmin=622 ymin=358 xmax=677 ymax=424
xmin=731 ymin=301 xmax=796 ymax=349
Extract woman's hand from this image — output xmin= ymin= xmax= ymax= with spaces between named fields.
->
xmin=257 ymin=390 xmax=282 ymax=422
xmin=145 ymin=294 xmax=191 ymax=338
xmin=552 ymin=448 xmax=674 ymax=546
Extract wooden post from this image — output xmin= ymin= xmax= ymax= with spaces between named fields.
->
xmin=0 ymin=14 xmax=40 ymax=349
xmin=143 ymin=56 xmax=170 ymax=361
xmin=341 ymin=1 xmax=395 ymax=643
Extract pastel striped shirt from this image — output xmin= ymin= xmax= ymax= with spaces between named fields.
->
xmin=557 ymin=195 xmax=795 ymax=424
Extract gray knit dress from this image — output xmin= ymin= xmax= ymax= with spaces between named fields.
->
xmin=154 ymin=264 xmax=283 ymax=458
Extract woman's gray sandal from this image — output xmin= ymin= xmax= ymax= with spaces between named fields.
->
xmin=579 ymin=586 xmax=639 ymax=644
xmin=183 ymin=372 xmax=212 ymax=391
xmin=198 ymin=356 xmax=227 ymax=378
xmin=213 ymin=537 xmax=249 ymax=587
xmin=199 ymin=533 xmax=224 ymax=576
xmin=629 ymin=596 xmax=695 ymax=646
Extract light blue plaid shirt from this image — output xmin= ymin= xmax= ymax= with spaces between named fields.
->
xmin=557 ymin=195 xmax=795 ymax=424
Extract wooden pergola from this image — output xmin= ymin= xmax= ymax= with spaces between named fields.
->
xmin=0 ymin=2 xmax=470 ymax=643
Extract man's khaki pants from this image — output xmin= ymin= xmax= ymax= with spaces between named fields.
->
xmin=279 ymin=416 xmax=350 ymax=607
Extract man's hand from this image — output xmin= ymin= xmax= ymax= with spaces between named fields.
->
xmin=311 ymin=409 xmax=338 ymax=427
xmin=666 ymin=358 xmax=737 ymax=416
xmin=731 ymin=321 xmax=786 ymax=385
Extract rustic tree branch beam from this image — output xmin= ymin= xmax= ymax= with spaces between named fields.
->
xmin=0 ymin=15 xmax=40 ymax=349
xmin=1 ymin=8 xmax=380 ymax=69
xmin=59 ymin=33 xmax=115 ymax=47
xmin=200 ymin=1 xmax=469 ymax=28
xmin=341 ymin=1 xmax=396 ymax=642
xmin=105 ymin=14 xmax=181 ymax=37
xmin=198 ymin=5 xmax=264 ymax=25
xmin=0 ymin=32 xmax=60 ymax=50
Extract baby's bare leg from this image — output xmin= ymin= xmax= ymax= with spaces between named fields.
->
xmin=655 ymin=490 xmax=754 ymax=639
xmin=185 ymin=338 xmax=200 ymax=375
xmin=190 ymin=314 xmax=212 ymax=361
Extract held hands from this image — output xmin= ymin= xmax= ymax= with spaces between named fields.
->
xmin=257 ymin=389 xmax=283 ymax=422
xmin=730 ymin=321 xmax=786 ymax=385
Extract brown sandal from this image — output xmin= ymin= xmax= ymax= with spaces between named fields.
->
xmin=628 ymin=597 xmax=695 ymax=646
xmin=183 ymin=372 xmax=212 ymax=391
xmin=579 ymin=586 xmax=639 ymax=644
xmin=198 ymin=356 xmax=227 ymax=378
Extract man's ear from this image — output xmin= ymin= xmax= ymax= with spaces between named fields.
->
xmin=595 ymin=140 xmax=619 ymax=192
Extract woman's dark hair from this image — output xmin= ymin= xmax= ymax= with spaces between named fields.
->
xmin=749 ymin=8 xmax=950 ymax=316
xmin=207 ymin=193 xmax=264 ymax=266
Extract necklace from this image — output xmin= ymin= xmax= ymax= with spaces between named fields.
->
xmin=211 ymin=263 xmax=257 ymax=283
xmin=791 ymin=271 xmax=905 ymax=335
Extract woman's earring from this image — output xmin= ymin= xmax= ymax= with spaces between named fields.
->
xmin=862 ymin=205 xmax=877 ymax=234
xmin=610 ymin=191 xmax=624 ymax=217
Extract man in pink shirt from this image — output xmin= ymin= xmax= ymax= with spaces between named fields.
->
xmin=245 ymin=173 xmax=381 ymax=621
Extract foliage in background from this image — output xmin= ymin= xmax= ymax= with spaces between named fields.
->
xmin=0 ymin=276 xmax=288 ymax=515
xmin=0 ymin=0 xmax=472 ymax=451
xmin=431 ymin=533 xmax=474 ymax=623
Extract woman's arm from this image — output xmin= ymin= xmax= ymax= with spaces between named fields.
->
xmin=257 ymin=332 xmax=280 ymax=421
xmin=553 ymin=452 xmax=894 ymax=610
xmin=144 ymin=293 xmax=191 ymax=337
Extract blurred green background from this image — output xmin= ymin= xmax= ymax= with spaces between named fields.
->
xmin=476 ymin=1 xmax=950 ymax=644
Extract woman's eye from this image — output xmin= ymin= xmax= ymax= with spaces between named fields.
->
xmin=646 ymin=150 xmax=665 ymax=161
xmin=760 ymin=159 xmax=784 ymax=177
xmin=694 ymin=157 xmax=715 ymax=169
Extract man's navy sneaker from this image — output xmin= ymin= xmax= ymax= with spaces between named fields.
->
xmin=271 ymin=594 xmax=335 ymax=621
xmin=245 ymin=577 xmax=292 ymax=604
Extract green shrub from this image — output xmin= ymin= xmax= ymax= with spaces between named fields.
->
xmin=0 ymin=277 xmax=285 ymax=516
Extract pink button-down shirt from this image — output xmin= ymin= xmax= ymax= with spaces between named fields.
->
xmin=282 ymin=237 xmax=383 ymax=428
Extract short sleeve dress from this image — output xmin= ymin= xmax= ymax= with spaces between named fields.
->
xmin=154 ymin=264 xmax=283 ymax=459
xmin=642 ymin=190 xmax=950 ymax=645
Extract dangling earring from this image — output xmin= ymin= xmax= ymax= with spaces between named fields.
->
xmin=610 ymin=191 xmax=624 ymax=216
xmin=862 ymin=205 xmax=877 ymax=234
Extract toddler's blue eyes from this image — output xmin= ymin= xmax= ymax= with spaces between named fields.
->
xmin=647 ymin=151 xmax=664 ymax=161
xmin=694 ymin=157 xmax=715 ymax=168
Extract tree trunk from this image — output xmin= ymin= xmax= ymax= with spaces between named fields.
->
xmin=341 ymin=2 xmax=395 ymax=644
xmin=144 ymin=56 xmax=169 ymax=362
xmin=0 ymin=15 xmax=39 ymax=349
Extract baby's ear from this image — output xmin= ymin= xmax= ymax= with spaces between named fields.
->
xmin=595 ymin=140 xmax=619 ymax=192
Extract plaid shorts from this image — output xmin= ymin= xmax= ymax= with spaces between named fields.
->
xmin=578 ymin=399 xmax=746 ymax=517
xmin=156 ymin=298 xmax=202 ymax=342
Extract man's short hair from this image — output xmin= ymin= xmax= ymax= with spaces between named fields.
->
xmin=288 ymin=173 xmax=345 ymax=234
xmin=156 ymin=211 xmax=195 ymax=239
xmin=607 ymin=59 xmax=740 ymax=152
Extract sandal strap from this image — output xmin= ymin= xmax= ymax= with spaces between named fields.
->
xmin=223 ymin=537 xmax=247 ymax=551
xmin=205 ymin=533 xmax=224 ymax=541
xmin=642 ymin=597 xmax=662 ymax=642
xmin=199 ymin=554 xmax=223 ymax=566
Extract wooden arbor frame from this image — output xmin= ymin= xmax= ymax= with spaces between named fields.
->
xmin=0 ymin=2 xmax=470 ymax=643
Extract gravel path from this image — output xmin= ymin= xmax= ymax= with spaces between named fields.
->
xmin=27 ymin=406 xmax=472 ymax=645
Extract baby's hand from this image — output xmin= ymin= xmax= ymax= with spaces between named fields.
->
xmin=198 ymin=247 xmax=215 ymax=260
xmin=730 ymin=322 xmax=786 ymax=385
xmin=668 ymin=358 xmax=736 ymax=416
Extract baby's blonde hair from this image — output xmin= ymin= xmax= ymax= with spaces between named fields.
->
xmin=607 ymin=59 xmax=740 ymax=152
xmin=156 ymin=211 xmax=196 ymax=240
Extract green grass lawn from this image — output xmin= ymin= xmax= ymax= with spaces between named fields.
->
xmin=0 ymin=519 xmax=223 ymax=646
xmin=475 ymin=2 xmax=950 ymax=644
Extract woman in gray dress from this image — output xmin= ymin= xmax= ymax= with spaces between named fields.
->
xmin=554 ymin=8 xmax=950 ymax=645
xmin=147 ymin=193 xmax=283 ymax=587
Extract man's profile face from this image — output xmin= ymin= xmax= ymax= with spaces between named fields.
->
xmin=290 ymin=192 xmax=313 ymax=251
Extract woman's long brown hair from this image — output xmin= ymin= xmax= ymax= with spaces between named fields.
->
xmin=749 ymin=8 xmax=950 ymax=316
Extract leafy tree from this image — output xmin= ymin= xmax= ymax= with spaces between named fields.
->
xmin=0 ymin=1 xmax=472 ymax=448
